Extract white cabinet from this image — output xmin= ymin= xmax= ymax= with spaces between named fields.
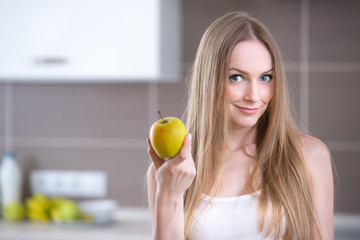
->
xmin=0 ymin=0 xmax=181 ymax=82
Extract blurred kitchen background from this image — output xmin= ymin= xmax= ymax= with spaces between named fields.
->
xmin=0 ymin=0 xmax=360 ymax=239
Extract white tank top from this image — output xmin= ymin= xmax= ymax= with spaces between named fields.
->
xmin=188 ymin=190 xmax=276 ymax=240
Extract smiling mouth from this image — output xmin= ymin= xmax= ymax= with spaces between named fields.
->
xmin=236 ymin=106 xmax=259 ymax=114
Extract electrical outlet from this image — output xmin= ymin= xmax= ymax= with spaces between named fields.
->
xmin=30 ymin=170 xmax=108 ymax=198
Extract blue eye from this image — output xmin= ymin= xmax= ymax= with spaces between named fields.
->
xmin=260 ymin=74 xmax=272 ymax=82
xmin=230 ymin=75 xmax=244 ymax=82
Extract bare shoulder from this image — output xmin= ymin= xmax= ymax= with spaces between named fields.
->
xmin=298 ymin=136 xmax=334 ymax=238
xmin=298 ymin=134 xmax=331 ymax=168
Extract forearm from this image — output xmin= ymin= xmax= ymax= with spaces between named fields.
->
xmin=154 ymin=193 xmax=185 ymax=240
xmin=147 ymin=134 xmax=195 ymax=240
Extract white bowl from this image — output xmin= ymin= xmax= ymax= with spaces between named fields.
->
xmin=78 ymin=199 xmax=118 ymax=225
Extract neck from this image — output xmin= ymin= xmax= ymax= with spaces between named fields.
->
xmin=227 ymin=125 xmax=256 ymax=151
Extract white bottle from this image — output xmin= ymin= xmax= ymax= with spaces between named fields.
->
xmin=0 ymin=152 xmax=22 ymax=210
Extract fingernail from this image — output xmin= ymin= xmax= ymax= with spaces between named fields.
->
xmin=188 ymin=133 xmax=192 ymax=141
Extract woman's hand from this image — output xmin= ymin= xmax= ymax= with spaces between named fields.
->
xmin=148 ymin=133 xmax=196 ymax=201
xmin=147 ymin=133 xmax=195 ymax=239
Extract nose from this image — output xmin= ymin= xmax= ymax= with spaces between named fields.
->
xmin=244 ymin=81 xmax=260 ymax=102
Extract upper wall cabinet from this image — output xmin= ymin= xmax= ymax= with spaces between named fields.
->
xmin=0 ymin=0 xmax=181 ymax=82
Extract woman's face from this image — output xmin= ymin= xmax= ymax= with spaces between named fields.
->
xmin=227 ymin=39 xmax=274 ymax=131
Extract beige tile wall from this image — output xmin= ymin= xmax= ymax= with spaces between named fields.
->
xmin=309 ymin=0 xmax=360 ymax=62
xmin=309 ymin=73 xmax=360 ymax=142
xmin=0 ymin=0 xmax=359 ymax=212
xmin=307 ymin=0 xmax=360 ymax=213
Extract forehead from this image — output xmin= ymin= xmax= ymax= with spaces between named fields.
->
xmin=229 ymin=40 xmax=272 ymax=72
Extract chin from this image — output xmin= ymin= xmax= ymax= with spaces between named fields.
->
xmin=229 ymin=108 xmax=264 ymax=130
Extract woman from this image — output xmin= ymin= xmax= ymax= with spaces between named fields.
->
xmin=147 ymin=11 xmax=334 ymax=240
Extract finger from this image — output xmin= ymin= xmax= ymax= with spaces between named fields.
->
xmin=173 ymin=133 xmax=192 ymax=163
xmin=147 ymin=138 xmax=164 ymax=169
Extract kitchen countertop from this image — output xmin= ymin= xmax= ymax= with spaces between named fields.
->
xmin=0 ymin=207 xmax=152 ymax=240
xmin=1 ymin=209 xmax=360 ymax=240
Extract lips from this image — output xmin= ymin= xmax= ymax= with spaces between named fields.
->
xmin=236 ymin=106 xmax=259 ymax=114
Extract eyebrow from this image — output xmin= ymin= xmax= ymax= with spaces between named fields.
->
xmin=228 ymin=67 xmax=274 ymax=76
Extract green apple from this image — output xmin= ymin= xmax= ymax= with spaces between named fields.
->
xmin=4 ymin=202 xmax=26 ymax=222
xmin=149 ymin=111 xmax=187 ymax=158
xmin=57 ymin=199 xmax=80 ymax=221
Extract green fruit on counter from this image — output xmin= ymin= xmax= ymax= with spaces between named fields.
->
xmin=25 ymin=193 xmax=51 ymax=213
xmin=25 ymin=193 xmax=88 ymax=223
xmin=32 ymin=193 xmax=51 ymax=210
xmin=57 ymin=199 xmax=80 ymax=221
xmin=27 ymin=209 xmax=50 ymax=223
xmin=4 ymin=202 xmax=26 ymax=222
xmin=49 ymin=197 xmax=80 ymax=222
xmin=26 ymin=198 xmax=46 ymax=213
xmin=50 ymin=207 xmax=62 ymax=222
xmin=26 ymin=199 xmax=50 ymax=222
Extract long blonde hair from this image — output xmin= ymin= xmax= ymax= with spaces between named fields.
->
xmin=184 ymin=11 xmax=320 ymax=239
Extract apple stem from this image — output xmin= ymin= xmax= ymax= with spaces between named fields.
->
xmin=158 ymin=110 xmax=166 ymax=123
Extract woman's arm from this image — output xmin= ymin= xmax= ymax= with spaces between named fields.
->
xmin=147 ymin=134 xmax=196 ymax=240
xmin=300 ymin=135 xmax=334 ymax=240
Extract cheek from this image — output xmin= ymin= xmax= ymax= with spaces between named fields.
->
xmin=264 ymin=91 xmax=273 ymax=103
xmin=227 ymin=88 xmax=234 ymax=102
xmin=261 ymin=85 xmax=274 ymax=103
xmin=227 ymin=86 xmax=242 ymax=102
